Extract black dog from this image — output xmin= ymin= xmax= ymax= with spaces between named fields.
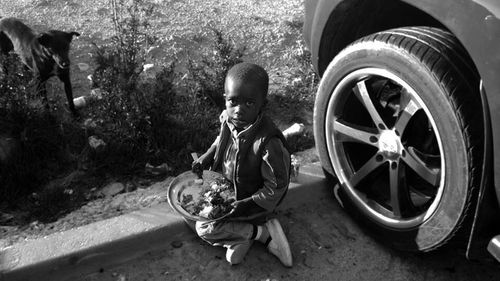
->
xmin=0 ymin=17 xmax=80 ymax=115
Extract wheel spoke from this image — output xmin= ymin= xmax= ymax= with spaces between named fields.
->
xmin=389 ymin=160 xmax=414 ymax=217
xmin=394 ymin=98 xmax=421 ymax=134
xmin=402 ymin=147 xmax=440 ymax=186
xmin=347 ymin=153 xmax=384 ymax=188
xmin=353 ymin=80 xmax=386 ymax=129
xmin=333 ymin=119 xmax=379 ymax=147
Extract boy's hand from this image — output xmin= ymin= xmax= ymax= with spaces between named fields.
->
xmin=228 ymin=198 xmax=253 ymax=218
xmin=191 ymin=161 xmax=203 ymax=179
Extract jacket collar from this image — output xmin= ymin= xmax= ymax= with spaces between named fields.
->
xmin=225 ymin=112 xmax=264 ymax=139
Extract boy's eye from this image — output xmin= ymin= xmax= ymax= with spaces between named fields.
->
xmin=226 ymin=99 xmax=236 ymax=106
xmin=245 ymin=101 xmax=255 ymax=107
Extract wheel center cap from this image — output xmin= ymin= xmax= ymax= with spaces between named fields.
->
xmin=379 ymin=130 xmax=400 ymax=156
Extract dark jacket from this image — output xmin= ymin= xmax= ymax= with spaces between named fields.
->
xmin=210 ymin=111 xmax=291 ymax=220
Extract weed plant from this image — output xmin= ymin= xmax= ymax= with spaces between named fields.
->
xmin=87 ymin=1 xmax=242 ymax=175
xmin=186 ymin=28 xmax=246 ymax=111
xmin=267 ymin=39 xmax=318 ymax=152
xmin=0 ymin=53 xmax=82 ymax=215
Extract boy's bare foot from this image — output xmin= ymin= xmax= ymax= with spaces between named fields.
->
xmin=264 ymin=218 xmax=293 ymax=267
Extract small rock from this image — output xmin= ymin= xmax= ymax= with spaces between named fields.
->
xmin=125 ymin=181 xmax=137 ymax=193
xmin=30 ymin=221 xmax=41 ymax=230
xmin=292 ymin=77 xmax=302 ymax=86
xmin=145 ymin=163 xmax=171 ymax=176
xmin=146 ymin=46 xmax=164 ymax=59
xmin=77 ymin=62 xmax=89 ymax=71
xmin=84 ymin=118 xmax=97 ymax=129
xmin=171 ymin=240 xmax=183 ymax=248
xmin=88 ymin=136 xmax=106 ymax=150
xmin=101 ymin=182 xmax=125 ymax=198
xmin=90 ymin=88 xmax=105 ymax=100
xmin=282 ymin=123 xmax=305 ymax=138
xmin=143 ymin=63 xmax=155 ymax=72
xmin=73 ymin=96 xmax=88 ymax=109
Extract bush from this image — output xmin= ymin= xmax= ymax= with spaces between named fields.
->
xmin=0 ymin=53 xmax=37 ymax=115
xmin=87 ymin=0 xmax=166 ymax=174
xmin=86 ymin=2 xmax=243 ymax=174
xmin=91 ymin=0 xmax=155 ymax=92
xmin=85 ymin=63 xmax=179 ymax=174
xmin=186 ymin=28 xmax=246 ymax=110
xmin=266 ymin=39 xmax=318 ymax=152
xmin=0 ymin=53 xmax=82 ymax=206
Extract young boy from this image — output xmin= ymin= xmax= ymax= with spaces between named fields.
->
xmin=191 ymin=62 xmax=293 ymax=267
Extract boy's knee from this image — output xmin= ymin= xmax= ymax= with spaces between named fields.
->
xmin=195 ymin=221 xmax=214 ymax=238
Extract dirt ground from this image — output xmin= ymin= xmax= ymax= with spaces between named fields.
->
xmin=79 ymin=181 xmax=500 ymax=281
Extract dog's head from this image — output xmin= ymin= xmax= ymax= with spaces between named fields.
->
xmin=37 ymin=30 xmax=80 ymax=69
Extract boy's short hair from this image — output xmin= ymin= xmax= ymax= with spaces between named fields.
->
xmin=226 ymin=62 xmax=269 ymax=98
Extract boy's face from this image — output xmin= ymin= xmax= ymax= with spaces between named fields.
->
xmin=224 ymin=77 xmax=265 ymax=129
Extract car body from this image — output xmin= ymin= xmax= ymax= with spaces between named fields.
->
xmin=303 ymin=0 xmax=500 ymax=261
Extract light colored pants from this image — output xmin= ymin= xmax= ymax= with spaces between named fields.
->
xmin=195 ymin=215 xmax=271 ymax=247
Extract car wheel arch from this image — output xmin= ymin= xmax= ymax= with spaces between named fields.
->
xmin=316 ymin=0 xmax=447 ymax=75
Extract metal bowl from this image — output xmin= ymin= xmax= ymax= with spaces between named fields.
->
xmin=167 ymin=170 xmax=234 ymax=222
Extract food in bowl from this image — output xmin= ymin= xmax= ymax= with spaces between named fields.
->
xmin=181 ymin=176 xmax=235 ymax=220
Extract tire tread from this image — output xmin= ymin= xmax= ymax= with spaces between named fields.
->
xmin=331 ymin=26 xmax=482 ymax=251
xmin=377 ymin=27 xmax=482 ymax=251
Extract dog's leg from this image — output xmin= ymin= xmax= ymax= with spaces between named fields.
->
xmin=58 ymin=70 xmax=78 ymax=116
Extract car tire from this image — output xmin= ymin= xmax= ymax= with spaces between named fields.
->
xmin=314 ymin=26 xmax=483 ymax=251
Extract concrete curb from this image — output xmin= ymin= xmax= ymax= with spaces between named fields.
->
xmin=0 ymin=162 xmax=330 ymax=281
